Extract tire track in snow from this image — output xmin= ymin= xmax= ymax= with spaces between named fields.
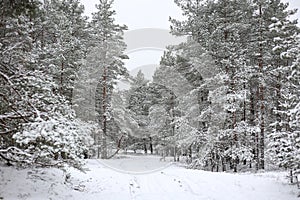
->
xmin=160 ymin=171 xmax=211 ymax=199
xmin=129 ymin=176 xmax=140 ymax=200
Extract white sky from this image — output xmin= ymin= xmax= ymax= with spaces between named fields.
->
xmin=81 ymin=0 xmax=185 ymax=29
xmin=81 ymin=0 xmax=299 ymax=29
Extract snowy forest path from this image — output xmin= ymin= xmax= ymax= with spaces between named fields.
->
xmin=0 ymin=158 xmax=298 ymax=200
xmin=96 ymin=154 xmax=173 ymax=173
xmin=85 ymin=156 xmax=208 ymax=199
xmin=80 ymin=158 xmax=297 ymax=200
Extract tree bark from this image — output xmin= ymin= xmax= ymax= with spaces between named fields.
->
xmin=149 ymin=136 xmax=153 ymax=154
xmin=101 ymin=65 xmax=108 ymax=159
xmin=60 ymin=61 xmax=64 ymax=95
xmin=258 ymin=4 xmax=265 ymax=170
xmin=143 ymin=138 xmax=147 ymax=154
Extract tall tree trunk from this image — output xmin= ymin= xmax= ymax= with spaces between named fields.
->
xmin=171 ymin=94 xmax=176 ymax=159
xmin=275 ymin=72 xmax=281 ymax=132
xmin=143 ymin=138 xmax=147 ymax=154
xmin=188 ymin=144 xmax=192 ymax=163
xmin=259 ymin=85 xmax=265 ymax=169
xmin=255 ymin=87 xmax=260 ymax=170
xmin=258 ymin=4 xmax=265 ymax=170
xmin=250 ymin=82 xmax=256 ymax=169
xmin=222 ymin=157 xmax=226 ymax=172
xmin=149 ymin=136 xmax=153 ymax=154
xmin=174 ymin=146 xmax=177 ymax=162
xmin=60 ymin=61 xmax=64 ymax=95
xmin=101 ymin=65 xmax=108 ymax=159
xmin=243 ymin=82 xmax=246 ymax=122
xmin=101 ymin=131 xmax=107 ymax=159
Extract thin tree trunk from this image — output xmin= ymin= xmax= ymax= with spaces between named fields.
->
xmin=250 ymin=84 xmax=256 ymax=170
xmin=189 ymin=144 xmax=192 ymax=163
xmin=259 ymin=85 xmax=265 ymax=169
xmin=170 ymin=94 xmax=176 ymax=161
xmin=290 ymin=169 xmax=294 ymax=184
xmin=222 ymin=157 xmax=226 ymax=171
xmin=258 ymin=4 xmax=265 ymax=170
xmin=255 ymin=88 xmax=260 ymax=171
xmin=107 ymin=134 xmax=125 ymax=159
xmin=101 ymin=65 xmax=108 ymax=159
xmin=243 ymin=82 xmax=246 ymax=122
xmin=275 ymin=73 xmax=281 ymax=132
xmin=143 ymin=138 xmax=147 ymax=154
xmin=174 ymin=146 xmax=177 ymax=162
xmin=149 ymin=136 xmax=153 ymax=154
xmin=101 ymin=132 xmax=107 ymax=159
xmin=60 ymin=61 xmax=64 ymax=95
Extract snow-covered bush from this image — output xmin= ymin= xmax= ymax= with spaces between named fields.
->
xmin=12 ymin=116 xmax=94 ymax=168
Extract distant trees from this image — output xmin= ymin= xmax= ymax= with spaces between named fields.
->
xmin=127 ymin=72 xmax=176 ymax=155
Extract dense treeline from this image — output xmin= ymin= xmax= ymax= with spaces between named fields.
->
xmin=0 ymin=0 xmax=128 ymax=168
xmin=124 ymin=0 xmax=299 ymax=178
xmin=156 ymin=0 xmax=300 ymax=176
xmin=0 ymin=0 xmax=299 ymax=179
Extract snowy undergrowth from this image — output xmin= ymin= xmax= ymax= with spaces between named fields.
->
xmin=0 ymin=157 xmax=299 ymax=200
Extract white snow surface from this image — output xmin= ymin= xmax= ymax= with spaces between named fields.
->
xmin=0 ymin=155 xmax=298 ymax=200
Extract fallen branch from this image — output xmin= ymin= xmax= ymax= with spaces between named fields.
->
xmin=107 ymin=133 xmax=126 ymax=159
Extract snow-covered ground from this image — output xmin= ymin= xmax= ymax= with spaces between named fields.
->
xmin=98 ymin=154 xmax=173 ymax=173
xmin=0 ymin=155 xmax=298 ymax=200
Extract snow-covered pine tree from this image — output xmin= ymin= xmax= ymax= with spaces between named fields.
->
xmin=170 ymin=0 xmax=255 ymax=172
xmin=0 ymin=0 xmax=94 ymax=168
xmin=127 ymin=80 xmax=171 ymax=155
xmin=0 ymin=0 xmax=42 ymax=150
xmin=246 ymin=0 xmax=299 ymax=170
xmin=125 ymin=70 xmax=150 ymax=153
xmin=108 ymin=90 xmax=140 ymax=158
xmin=89 ymin=0 xmax=128 ymax=159
xmin=154 ymin=45 xmax=209 ymax=162
xmin=39 ymin=0 xmax=88 ymax=102
xmin=268 ymin=31 xmax=300 ymax=180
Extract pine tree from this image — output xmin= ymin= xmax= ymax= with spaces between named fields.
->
xmin=0 ymin=0 xmax=94 ymax=167
xmin=269 ymin=33 xmax=300 ymax=179
xmin=170 ymin=0 xmax=299 ymax=172
xmin=0 ymin=0 xmax=42 ymax=148
xmin=247 ymin=0 xmax=299 ymax=170
xmin=89 ymin=0 xmax=128 ymax=159
xmin=170 ymin=0 xmax=255 ymax=171
xmin=39 ymin=0 xmax=88 ymax=101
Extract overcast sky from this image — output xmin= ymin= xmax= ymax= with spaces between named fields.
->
xmin=81 ymin=0 xmax=184 ymax=29
xmin=81 ymin=0 xmax=299 ymax=30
